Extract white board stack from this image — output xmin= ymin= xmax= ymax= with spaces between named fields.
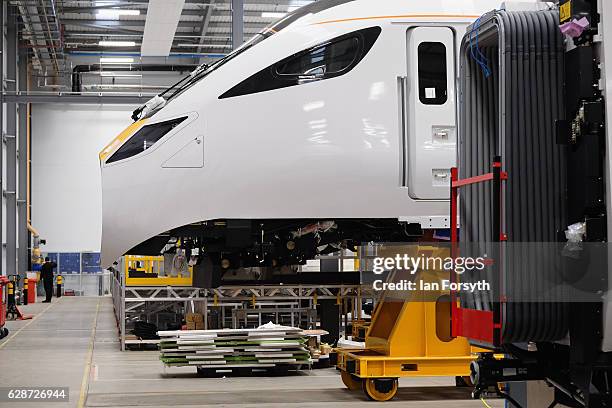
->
xmin=157 ymin=327 xmax=311 ymax=370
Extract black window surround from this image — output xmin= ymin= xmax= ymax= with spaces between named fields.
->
xmin=107 ymin=116 xmax=188 ymax=164
xmin=219 ymin=26 xmax=382 ymax=99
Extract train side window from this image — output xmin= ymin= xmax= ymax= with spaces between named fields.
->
xmin=275 ymin=36 xmax=360 ymax=79
xmin=219 ymin=26 xmax=381 ymax=99
xmin=418 ymin=42 xmax=447 ymax=105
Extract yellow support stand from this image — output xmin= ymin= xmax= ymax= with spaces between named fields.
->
xmin=56 ymin=275 xmax=63 ymax=298
xmin=124 ymin=255 xmax=193 ymax=287
xmin=336 ymin=245 xmax=474 ymax=401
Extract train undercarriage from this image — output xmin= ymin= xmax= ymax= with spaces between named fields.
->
xmin=125 ymin=218 xmax=423 ymax=287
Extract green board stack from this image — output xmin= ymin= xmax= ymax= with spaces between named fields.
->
xmin=158 ymin=327 xmax=311 ymax=370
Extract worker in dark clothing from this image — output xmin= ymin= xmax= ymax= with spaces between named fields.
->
xmin=40 ymin=257 xmax=57 ymax=303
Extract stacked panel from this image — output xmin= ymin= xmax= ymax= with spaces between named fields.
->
xmin=158 ymin=328 xmax=311 ymax=369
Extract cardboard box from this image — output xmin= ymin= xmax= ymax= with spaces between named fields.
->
xmin=186 ymin=321 xmax=205 ymax=330
xmin=186 ymin=313 xmax=203 ymax=323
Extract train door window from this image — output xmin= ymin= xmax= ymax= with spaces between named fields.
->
xmin=275 ymin=36 xmax=360 ymax=79
xmin=418 ymin=42 xmax=448 ymax=105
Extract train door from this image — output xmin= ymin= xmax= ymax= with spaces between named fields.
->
xmin=400 ymin=26 xmax=456 ymax=200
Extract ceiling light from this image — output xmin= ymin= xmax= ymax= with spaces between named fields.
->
xmin=100 ymin=57 xmax=134 ymax=64
xmin=97 ymin=9 xmax=140 ymax=19
xmin=261 ymin=12 xmax=286 ymax=18
xmin=99 ymin=40 xmax=136 ymax=47
xmin=99 ymin=72 xmax=142 ymax=77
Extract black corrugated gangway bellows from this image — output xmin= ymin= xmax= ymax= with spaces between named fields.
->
xmin=458 ymin=9 xmax=567 ymax=344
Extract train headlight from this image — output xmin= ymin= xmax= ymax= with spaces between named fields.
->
xmin=100 ymin=116 xmax=187 ymax=164
xmin=99 ymin=119 xmax=147 ymax=164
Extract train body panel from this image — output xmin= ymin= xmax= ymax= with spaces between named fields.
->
xmin=101 ymin=0 xmax=504 ymax=268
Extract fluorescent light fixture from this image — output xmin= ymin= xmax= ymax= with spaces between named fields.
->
xmin=261 ymin=12 xmax=286 ymax=18
xmin=99 ymin=40 xmax=136 ymax=47
xmin=97 ymin=9 xmax=140 ymax=19
xmin=261 ymin=5 xmax=299 ymax=18
xmin=100 ymin=57 xmax=134 ymax=64
xmin=99 ymin=72 xmax=142 ymax=77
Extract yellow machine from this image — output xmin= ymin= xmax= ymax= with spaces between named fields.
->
xmin=336 ymin=245 xmax=474 ymax=401
xmin=351 ymin=319 xmax=370 ymax=342
xmin=124 ymin=255 xmax=193 ymax=286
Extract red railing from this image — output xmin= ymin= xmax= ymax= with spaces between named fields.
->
xmin=450 ymin=156 xmax=507 ymax=346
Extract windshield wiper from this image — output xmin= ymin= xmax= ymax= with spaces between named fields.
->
xmin=131 ymin=63 xmax=211 ymax=121
xmin=164 ymin=63 xmax=212 ymax=101
xmin=130 ymin=32 xmax=270 ymax=121
xmin=160 ymin=62 xmax=209 ymax=99
xmin=161 ymin=34 xmax=267 ymax=103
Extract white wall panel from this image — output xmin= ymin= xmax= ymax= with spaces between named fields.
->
xmin=32 ymin=104 xmax=135 ymax=252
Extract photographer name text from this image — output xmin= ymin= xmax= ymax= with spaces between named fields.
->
xmin=372 ymin=279 xmax=490 ymax=293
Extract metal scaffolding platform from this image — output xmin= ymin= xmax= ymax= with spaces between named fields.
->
xmin=111 ymin=268 xmax=374 ymax=351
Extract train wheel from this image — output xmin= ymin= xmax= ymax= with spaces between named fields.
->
xmin=340 ymin=371 xmax=362 ymax=391
xmin=362 ymin=378 xmax=398 ymax=401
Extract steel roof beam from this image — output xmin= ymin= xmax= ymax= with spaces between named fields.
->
xmin=231 ymin=0 xmax=244 ymax=49
xmin=65 ymin=21 xmax=144 ymax=35
xmin=2 ymin=92 xmax=154 ymax=104
xmin=196 ymin=0 xmax=216 ymax=53
xmin=61 ymin=19 xmax=204 ymax=28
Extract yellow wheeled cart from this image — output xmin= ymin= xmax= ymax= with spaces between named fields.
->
xmin=336 ymin=245 xmax=475 ymax=401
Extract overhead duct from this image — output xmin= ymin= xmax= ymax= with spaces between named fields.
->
xmin=458 ymin=9 xmax=567 ymax=343
xmin=141 ymin=0 xmax=186 ymax=57
xmin=71 ymin=64 xmax=197 ymax=93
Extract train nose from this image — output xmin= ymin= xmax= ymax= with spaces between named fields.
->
xmin=100 ymin=114 xmax=201 ymax=267
xmin=100 ymin=165 xmax=168 ymax=268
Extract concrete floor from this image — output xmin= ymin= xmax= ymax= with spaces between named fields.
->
xmin=0 ymin=297 xmax=503 ymax=407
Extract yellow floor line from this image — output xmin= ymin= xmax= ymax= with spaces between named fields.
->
xmin=0 ymin=298 xmax=59 ymax=349
xmin=78 ymin=298 xmax=101 ymax=408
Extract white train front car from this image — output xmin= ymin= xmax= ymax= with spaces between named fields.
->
xmin=100 ymin=0 xmax=501 ymax=284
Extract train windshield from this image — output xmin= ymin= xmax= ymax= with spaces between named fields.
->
xmin=154 ymin=0 xmax=357 ymax=107
xmin=158 ymin=31 xmax=271 ymax=105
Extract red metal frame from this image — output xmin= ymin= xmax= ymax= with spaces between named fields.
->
xmin=0 ymin=276 xmax=9 ymax=330
xmin=450 ymin=158 xmax=507 ymax=346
